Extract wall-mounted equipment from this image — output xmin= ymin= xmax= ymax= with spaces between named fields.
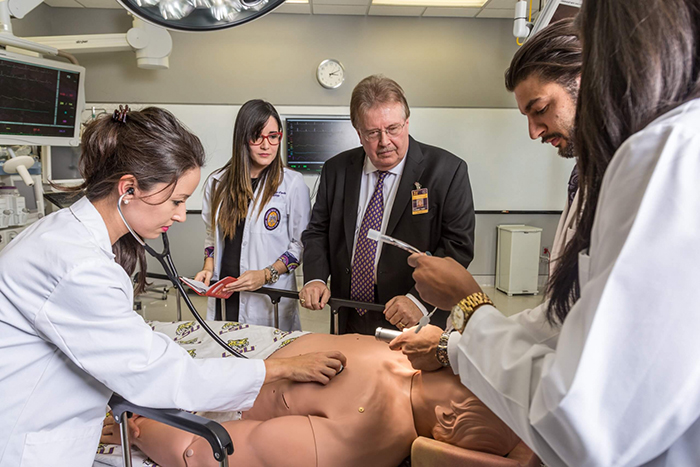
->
xmin=41 ymin=146 xmax=83 ymax=186
xmin=0 ymin=50 xmax=85 ymax=147
xmin=284 ymin=117 xmax=359 ymax=173
xmin=514 ymin=0 xmax=581 ymax=41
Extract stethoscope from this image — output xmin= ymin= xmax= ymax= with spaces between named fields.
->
xmin=118 ymin=188 xmax=247 ymax=359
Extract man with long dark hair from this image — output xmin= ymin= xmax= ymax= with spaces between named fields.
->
xmin=498 ymin=18 xmax=582 ymax=346
xmin=391 ymin=0 xmax=700 ymax=465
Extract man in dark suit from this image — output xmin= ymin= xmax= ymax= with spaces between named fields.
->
xmin=299 ymin=75 xmax=475 ymax=335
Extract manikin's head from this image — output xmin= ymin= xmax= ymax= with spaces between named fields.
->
xmin=411 ymin=368 xmax=520 ymax=456
xmin=505 ymin=18 xmax=581 ymax=159
xmin=350 ymin=75 xmax=411 ymax=172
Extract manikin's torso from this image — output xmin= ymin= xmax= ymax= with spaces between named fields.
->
xmin=243 ymin=334 xmax=419 ymax=466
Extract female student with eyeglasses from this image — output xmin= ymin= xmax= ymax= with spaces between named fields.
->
xmin=195 ymin=100 xmax=311 ymax=331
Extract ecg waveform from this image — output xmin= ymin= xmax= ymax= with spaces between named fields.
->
xmin=0 ymin=57 xmax=80 ymax=138
xmin=286 ymin=119 xmax=358 ymax=171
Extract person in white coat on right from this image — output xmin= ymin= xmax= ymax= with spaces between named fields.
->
xmin=393 ymin=1 xmax=700 ymax=465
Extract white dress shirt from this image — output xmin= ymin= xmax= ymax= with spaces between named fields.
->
xmin=351 ymin=155 xmax=428 ymax=315
xmin=351 ymin=154 xmax=407 ymax=271
xmin=448 ymin=98 xmax=700 ymax=466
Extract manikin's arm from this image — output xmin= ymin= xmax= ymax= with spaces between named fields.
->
xmin=117 ymin=415 xmax=319 ymax=467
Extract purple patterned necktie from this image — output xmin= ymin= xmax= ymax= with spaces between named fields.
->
xmin=350 ymin=171 xmax=389 ymax=315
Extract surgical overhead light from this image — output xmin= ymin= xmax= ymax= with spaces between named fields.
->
xmin=117 ymin=0 xmax=286 ymax=32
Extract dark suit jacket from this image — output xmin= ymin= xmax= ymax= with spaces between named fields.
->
xmin=302 ymin=136 xmax=475 ymax=334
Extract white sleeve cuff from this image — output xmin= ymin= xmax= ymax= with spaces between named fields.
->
xmin=406 ymin=293 xmax=429 ymax=316
xmin=303 ymin=279 xmax=327 ymax=287
xmin=447 ymin=331 xmax=461 ymax=375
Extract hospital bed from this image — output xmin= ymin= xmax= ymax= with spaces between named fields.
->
xmin=95 ymin=290 xmax=539 ymax=467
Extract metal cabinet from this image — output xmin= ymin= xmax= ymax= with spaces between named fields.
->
xmin=496 ymin=225 xmax=542 ymax=296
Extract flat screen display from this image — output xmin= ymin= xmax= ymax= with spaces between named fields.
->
xmin=0 ymin=56 xmax=81 ymax=139
xmin=48 ymin=146 xmax=82 ymax=182
xmin=285 ymin=117 xmax=359 ymax=172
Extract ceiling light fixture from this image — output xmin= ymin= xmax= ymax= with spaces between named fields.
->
xmin=117 ymin=0 xmax=286 ymax=31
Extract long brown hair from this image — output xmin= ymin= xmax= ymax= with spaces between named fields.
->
xmin=66 ymin=107 xmax=205 ymax=293
xmin=546 ymin=0 xmax=700 ymax=324
xmin=210 ymin=99 xmax=284 ymax=239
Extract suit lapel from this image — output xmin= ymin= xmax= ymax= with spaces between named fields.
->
xmin=344 ymin=152 xmax=364 ymax=259
xmin=386 ymin=137 xmax=424 ymax=236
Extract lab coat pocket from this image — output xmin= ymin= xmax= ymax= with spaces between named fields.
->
xmin=21 ymin=424 xmax=102 ymax=467
xmin=578 ymin=249 xmax=591 ymax=289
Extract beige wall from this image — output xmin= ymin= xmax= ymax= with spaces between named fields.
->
xmin=13 ymin=6 xmax=520 ymax=108
xmin=13 ymin=7 xmax=562 ymax=279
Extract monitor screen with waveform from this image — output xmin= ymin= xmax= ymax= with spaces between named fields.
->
xmin=285 ymin=117 xmax=359 ymax=172
xmin=0 ymin=55 xmax=81 ymax=139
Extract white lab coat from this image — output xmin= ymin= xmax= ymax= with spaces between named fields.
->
xmin=202 ymin=167 xmax=311 ymax=330
xmin=507 ymin=189 xmax=579 ymax=349
xmin=449 ymin=98 xmax=700 ymax=466
xmin=0 ymin=197 xmax=265 ymax=467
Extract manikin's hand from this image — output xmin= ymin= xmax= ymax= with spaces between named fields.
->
xmin=265 ymin=351 xmax=347 ymax=385
xmin=228 ymin=270 xmax=266 ymax=292
xmin=298 ymin=281 xmax=331 ymax=311
xmin=193 ymin=269 xmax=213 ymax=287
xmin=408 ymin=254 xmax=483 ymax=310
xmin=384 ymin=295 xmax=423 ymax=329
xmin=388 ymin=324 xmax=444 ymax=372
xmin=101 ymin=413 xmax=140 ymax=445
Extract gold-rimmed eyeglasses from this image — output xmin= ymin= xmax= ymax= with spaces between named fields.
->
xmin=361 ymin=122 xmax=406 ymax=142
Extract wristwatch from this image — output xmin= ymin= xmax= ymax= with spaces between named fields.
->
xmin=436 ymin=331 xmax=451 ymax=367
xmin=450 ymin=292 xmax=494 ymax=333
xmin=266 ymin=265 xmax=280 ymax=284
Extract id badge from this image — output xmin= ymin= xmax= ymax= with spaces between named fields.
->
xmin=411 ymin=188 xmax=428 ymax=215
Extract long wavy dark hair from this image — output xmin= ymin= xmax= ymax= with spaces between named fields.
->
xmin=546 ymin=0 xmax=700 ymax=324
xmin=209 ymin=99 xmax=284 ymax=239
xmin=65 ymin=107 xmax=205 ymax=294
xmin=504 ymin=18 xmax=581 ymax=95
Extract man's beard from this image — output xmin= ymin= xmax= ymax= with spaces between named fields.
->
xmin=543 ymin=122 xmax=576 ymax=159
xmin=558 ymin=134 xmax=575 ymax=159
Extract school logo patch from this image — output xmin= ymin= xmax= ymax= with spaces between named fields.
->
xmin=264 ymin=208 xmax=281 ymax=231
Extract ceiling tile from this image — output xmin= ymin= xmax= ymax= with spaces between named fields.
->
xmin=482 ymin=0 xmax=515 ymax=8
xmin=43 ymin=0 xmax=86 ymax=7
xmin=422 ymin=6 xmax=479 ymax=16
xmin=313 ymin=4 xmax=367 ymax=14
xmin=476 ymin=8 xmax=513 ymax=17
xmin=75 ymin=0 xmax=121 ymax=8
xmin=274 ymin=2 xmax=312 ymax=13
xmin=314 ymin=0 xmax=369 ymax=5
xmin=368 ymin=5 xmax=426 ymax=15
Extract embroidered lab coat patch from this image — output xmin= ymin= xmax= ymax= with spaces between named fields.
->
xmin=264 ymin=208 xmax=281 ymax=230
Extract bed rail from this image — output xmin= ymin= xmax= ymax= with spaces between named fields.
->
xmin=109 ymin=393 xmax=233 ymax=467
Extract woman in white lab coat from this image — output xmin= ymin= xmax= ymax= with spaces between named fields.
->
xmin=392 ymin=1 xmax=700 ymax=465
xmin=195 ymin=100 xmax=311 ymax=331
xmin=0 ymin=107 xmax=344 ymax=467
